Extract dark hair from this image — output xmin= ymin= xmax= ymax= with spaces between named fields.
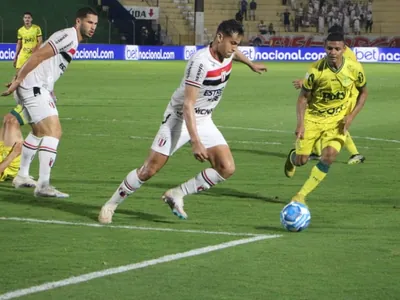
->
xmin=326 ymin=32 xmax=345 ymax=42
xmin=76 ymin=7 xmax=98 ymax=19
xmin=216 ymin=19 xmax=244 ymax=37
xmin=23 ymin=12 xmax=32 ymax=17
xmin=328 ymin=25 xmax=344 ymax=35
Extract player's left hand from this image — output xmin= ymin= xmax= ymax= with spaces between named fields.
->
xmin=292 ymin=79 xmax=303 ymax=89
xmin=250 ymin=63 xmax=267 ymax=74
xmin=341 ymin=116 xmax=353 ymax=134
xmin=1 ymin=80 xmax=20 ymax=96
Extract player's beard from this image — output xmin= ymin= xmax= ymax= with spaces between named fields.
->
xmin=80 ymin=27 xmax=92 ymax=39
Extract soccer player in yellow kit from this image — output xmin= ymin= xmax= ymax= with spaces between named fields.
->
xmin=0 ymin=12 xmax=42 ymax=186
xmin=284 ymin=32 xmax=368 ymax=205
xmin=14 ymin=12 xmax=43 ymax=70
xmin=292 ymin=25 xmax=365 ymax=165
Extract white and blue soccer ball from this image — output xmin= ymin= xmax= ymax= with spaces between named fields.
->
xmin=280 ymin=202 xmax=311 ymax=232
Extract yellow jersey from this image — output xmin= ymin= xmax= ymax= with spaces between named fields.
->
xmin=17 ymin=24 xmax=42 ymax=55
xmin=302 ymin=57 xmax=367 ymax=123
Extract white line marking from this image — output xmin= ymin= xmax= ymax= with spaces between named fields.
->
xmin=61 ymin=118 xmax=400 ymax=144
xmin=0 ymin=234 xmax=280 ymax=300
xmin=0 ymin=217 xmax=263 ymax=237
xmin=75 ymin=133 xmax=282 ymax=145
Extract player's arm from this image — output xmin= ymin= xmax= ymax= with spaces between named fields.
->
xmin=1 ymin=43 xmax=55 ymax=96
xmin=33 ymin=26 xmax=43 ymax=53
xmin=233 ymin=49 xmax=267 ymax=74
xmin=295 ymin=88 xmax=310 ymax=139
xmin=0 ymin=142 xmax=22 ymax=175
xmin=296 ymin=69 xmax=315 ymax=138
xmin=344 ymin=67 xmax=368 ymax=132
xmin=14 ymin=37 xmax=22 ymax=67
xmin=183 ymin=59 xmax=208 ymax=162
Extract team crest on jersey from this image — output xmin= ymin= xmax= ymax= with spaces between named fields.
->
xmin=221 ymin=71 xmax=227 ymax=82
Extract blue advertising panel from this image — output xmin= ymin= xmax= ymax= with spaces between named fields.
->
xmin=1 ymin=43 xmax=399 ymax=63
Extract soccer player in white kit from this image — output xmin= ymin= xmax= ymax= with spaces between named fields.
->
xmin=1 ymin=7 xmax=98 ymax=197
xmin=99 ymin=19 xmax=267 ymax=223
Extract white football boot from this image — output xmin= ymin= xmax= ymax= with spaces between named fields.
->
xmin=12 ymin=175 xmax=37 ymax=188
xmin=98 ymin=204 xmax=118 ymax=224
xmin=34 ymin=185 xmax=69 ymax=198
xmin=348 ymin=154 xmax=366 ymax=165
xmin=162 ymin=188 xmax=188 ymax=220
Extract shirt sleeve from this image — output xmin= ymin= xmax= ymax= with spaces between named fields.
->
xmin=17 ymin=29 xmax=22 ymax=40
xmin=184 ymin=58 xmax=207 ymax=88
xmin=36 ymin=26 xmax=42 ymax=37
xmin=355 ymin=63 xmax=367 ymax=88
xmin=47 ymin=30 xmax=75 ymax=55
xmin=302 ymin=67 xmax=318 ymax=92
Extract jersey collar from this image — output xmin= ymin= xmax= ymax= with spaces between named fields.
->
xmin=326 ymin=56 xmax=345 ymax=74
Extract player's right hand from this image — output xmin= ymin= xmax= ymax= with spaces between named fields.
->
xmin=13 ymin=58 xmax=17 ymax=68
xmin=292 ymin=79 xmax=303 ymax=90
xmin=1 ymin=79 xmax=20 ymax=96
xmin=295 ymin=124 xmax=305 ymax=140
xmin=191 ymin=141 xmax=208 ymax=162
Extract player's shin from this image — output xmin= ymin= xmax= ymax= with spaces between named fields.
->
xmin=344 ymin=132 xmax=359 ymax=155
xmin=18 ymin=132 xmax=42 ymax=177
xmin=180 ymin=168 xmax=225 ymax=195
xmin=105 ymin=169 xmax=144 ymax=206
xmin=37 ymin=136 xmax=59 ymax=187
xmin=298 ymin=161 xmax=330 ymax=197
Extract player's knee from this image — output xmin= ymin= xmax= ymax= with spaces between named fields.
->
xmin=137 ymin=164 xmax=158 ymax=181
xmin=321 ymin=148 xmax=337 ymax=165
xmin=295 ymin=155 xmax=308 ymax=166
xmin=215 ymin=161 xmax=235 ymax=179
xmin=3 ymin=113 xmax=20 ymax=129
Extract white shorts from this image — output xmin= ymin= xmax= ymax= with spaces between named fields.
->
xmin=15 ymin=87 xmax=58 ymax=124
xmin=151 ymin=112 xmax=228 ymax=156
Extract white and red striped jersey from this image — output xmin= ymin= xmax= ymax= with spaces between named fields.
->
xmin=20 ymin=27 xmax=78 ymax=92
xmin=167 ymin=45 xmax=234 ymax=118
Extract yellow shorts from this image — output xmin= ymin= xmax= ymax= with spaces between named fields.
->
xmin=10 ymin=104 xmax=27 ymax=126
xmin=0 ymin=141 xmax=21 ymax=181
xmin=15 ymin=53 xmax=30 ymax=69
xmin=296 ymin=119 xmax=347 ymax=155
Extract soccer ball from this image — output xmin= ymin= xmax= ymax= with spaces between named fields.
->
xmin=280 ymin=202 xmax=311 ymax=232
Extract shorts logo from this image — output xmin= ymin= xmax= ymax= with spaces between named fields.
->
xmin=49 ymin=158 xmax=54 ymax=167
xmin=158 ymin=137 xmax=167 ymax=147
xmin=49 ymin=101 xmax=56 ymax=109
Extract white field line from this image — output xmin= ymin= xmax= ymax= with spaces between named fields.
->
xmin=0 ymin=234 xmax=280 ymax=300
xmin=60 ymin=118 xmax=400 ymax=144
xmin=76 ymin=133 xmax=282 ymax=145
xmin=73 ymin=134 xmax=399 ymax=150
xmin=0 ymin=217 xmax=263 ymax=237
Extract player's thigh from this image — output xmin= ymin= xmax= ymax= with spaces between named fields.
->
xmin=198 ymin=118 xmax=235 ymax=176
xmin=0 ymin=142 xmax=20 ymax=181
xmin=17 ymin=88 xmax=60 ymax=137
xmin=15 ymin=55 xmax=29 ymax=69
xmin=151 ymin=113 xmax=190 ymax=157
xmin=321 ymin=124 xmax=347 ymax=158
xmin=2 ymin=113 xmax=23 ymax=147
xmin=296 ymin=120 xmax=322 ymax=156
xmin=9 ymin=104 xmax=28 ymax=126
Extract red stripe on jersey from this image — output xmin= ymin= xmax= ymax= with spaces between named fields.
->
xmin=206 ymin=61 xmax=232 ymax=78
xmin=185 ymin=79 xmax=201 ymax=87
xmin=48 ymin=40 xmax=58 ymax=54
xmin=68 ymin=48 xmax=76 ymax=55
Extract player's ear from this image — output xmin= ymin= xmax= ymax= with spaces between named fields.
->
xmin=217 ymin=33 xmax=223 ymax=42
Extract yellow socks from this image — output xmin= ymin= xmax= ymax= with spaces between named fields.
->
xmin=298 ymin=161 xmax=329 ymax=197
